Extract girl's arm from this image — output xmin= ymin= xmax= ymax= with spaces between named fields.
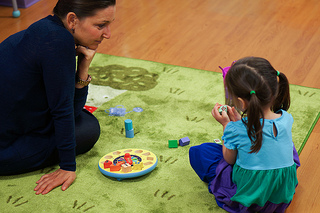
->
xmin=222 ymin=145 xmax=237 ymax=165
xmin=212 ymin=103 xmax=240 ymax=165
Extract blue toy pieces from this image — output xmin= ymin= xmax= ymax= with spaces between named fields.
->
xmin=179 ymin=137 xmax=190 ymax=146
xmin=105 ymin=105 xmax=143 ymax=116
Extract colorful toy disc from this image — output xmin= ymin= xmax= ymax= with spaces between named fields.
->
xmin=98 ymin=148 xmax=158 ymax=181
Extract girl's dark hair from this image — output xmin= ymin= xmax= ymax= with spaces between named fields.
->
xmin=225 ymin=57 xmax=290 ymax=153
xmin=53 ymin=0 xmax=116 ymax=19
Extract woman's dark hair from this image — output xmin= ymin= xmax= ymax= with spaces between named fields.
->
xmin=225 ymin=57 xmax=290 ymax=153
xmin=53 ymin=0 xmax=116 ymax=19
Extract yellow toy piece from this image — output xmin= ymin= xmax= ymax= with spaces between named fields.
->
xmin=132 ymin=162 xmax=144 ymax=170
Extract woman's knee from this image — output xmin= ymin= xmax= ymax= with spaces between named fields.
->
xmin=75 ymin=109 xmax=100 ymax=155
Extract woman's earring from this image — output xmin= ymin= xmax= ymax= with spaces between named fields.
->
xmin=71 ymin=28 xmax=75 ymax=33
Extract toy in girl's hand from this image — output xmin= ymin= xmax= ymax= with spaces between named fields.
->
xmin=219 ymin=105 xmax=228 ymax=115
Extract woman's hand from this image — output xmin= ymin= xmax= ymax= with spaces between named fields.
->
xmin=75 ymin=45 xmax=97 ymax=88
xmin=34 ymin=169 xmax=76 ymax=195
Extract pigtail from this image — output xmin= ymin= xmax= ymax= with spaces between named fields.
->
xmin=245 ymin=94 xmax=264 ymax=153
xmin=273 ymin=71 xmax=290 ymax=112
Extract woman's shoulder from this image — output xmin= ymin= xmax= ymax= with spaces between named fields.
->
xmin=24 ymin=15 xmax=74 ymax=51
xmin=27 ymin=15 xmax=72 ymax=41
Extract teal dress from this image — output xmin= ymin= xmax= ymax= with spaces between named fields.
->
xmin=189 ymin=110 xmax=299 ymax=212
xmin=223 ymin=110 xmax=298 ymax=206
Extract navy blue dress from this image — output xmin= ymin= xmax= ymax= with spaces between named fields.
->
xmin=0 ymin=15 xmax=91 ymax=174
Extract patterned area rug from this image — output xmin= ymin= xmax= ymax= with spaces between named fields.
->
xmin=1 ymin=53 xmax=319 ymax=213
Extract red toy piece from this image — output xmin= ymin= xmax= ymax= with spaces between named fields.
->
xmin=83 ymin=105 xmax=98 ymax=113
xmin=124 ymin=153 xmax=133 ymax=165
xmin=104 ymin=160 xmax=112 ymax=169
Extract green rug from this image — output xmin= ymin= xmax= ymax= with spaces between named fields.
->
xmin=1 ymin=53 xmax=319 ymax=213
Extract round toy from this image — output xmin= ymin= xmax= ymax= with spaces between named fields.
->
xmin=98 ymin=148 xmax=158 ymax=181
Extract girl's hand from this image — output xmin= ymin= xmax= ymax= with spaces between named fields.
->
xmin=75 ymin=45 xmax=97 ymax=88
xmin=211 ymin=103 xmax=231 ymax=129
xmin=226 ymin=105 xmax=241 ymax=122
xmin=34 ymin=169 xmax=76 ymax=195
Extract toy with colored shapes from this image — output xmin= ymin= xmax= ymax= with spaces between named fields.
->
xmin=219 ymin=105 xmax=228 ymax=115
xmin=132 ymin=162 xmax=144 ymax=170
xmin=121 ymin=163 xmax=132 ymax=173
xmin=168 ymin=140 xmax=178 ymax=148
xmin=124 ymin=153 xmax=133 ymax=165
xmin=104 ymin=160 xmax=113 ymax=169
xmin=179 ymin=137 xmax=190 ymax=146
xmin=98 ymin=149 xmax=158 ymax=181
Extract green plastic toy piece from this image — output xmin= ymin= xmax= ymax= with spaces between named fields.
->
xmin=168 ymin=140 xmax=178 ymax=148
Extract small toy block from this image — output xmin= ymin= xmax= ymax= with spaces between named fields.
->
xmin=124 ymin=153 xmax=133 ymax=165
xmin=132 ymin=162 xmax=144 ymax=170
xmin=104 ymin=160 xmax=113 ymax=169
xmin=84 ymin=105 xmax=98 ymax=113
xmin=121 ymin=163 xmax=132 ymax=173
xmin=219 ymin=105 xmax=228 ymax=115
xmin=214 ymin=139 xmax=222 ymax=144
xmin=110 ymin=163 xmax=121 ymax=172
xmin=179 ymin=137 xmax=190 ymax=146
xmin=168 ymin=140 xmax=178 ymax=148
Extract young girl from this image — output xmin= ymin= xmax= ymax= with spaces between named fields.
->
xmin=189 ymin=57 xmax=300 ymax=212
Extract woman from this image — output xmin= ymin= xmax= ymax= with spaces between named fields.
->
xmin=0 ymin=0 xmax=116 ymax=195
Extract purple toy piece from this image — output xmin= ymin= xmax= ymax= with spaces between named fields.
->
xmin=179 ymin=137 xmax=190 ymax=146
